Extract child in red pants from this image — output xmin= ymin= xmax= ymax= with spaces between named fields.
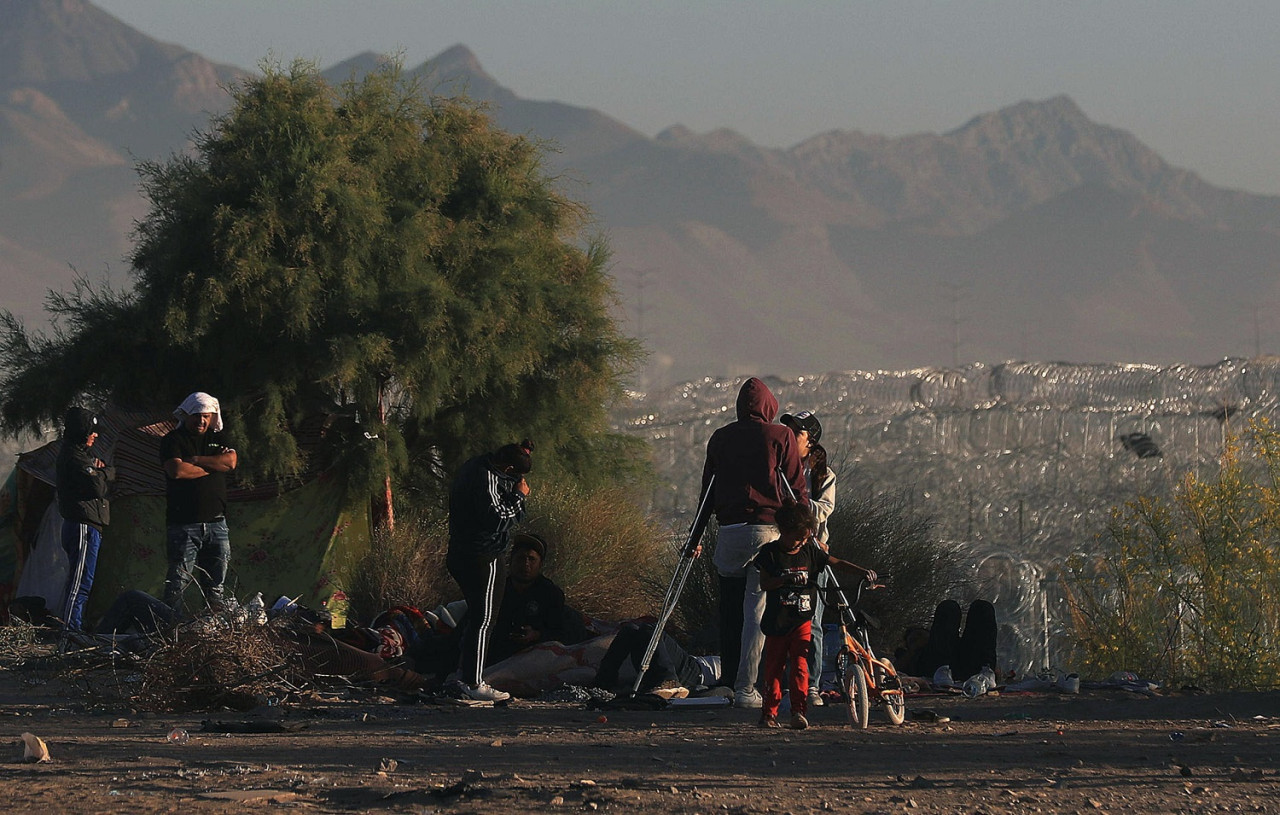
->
xmin=751 ymin=502 xmax=876 ymax=729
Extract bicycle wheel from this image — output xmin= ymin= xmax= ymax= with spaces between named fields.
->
xmin=842 ymin=661 xmax=870 ymax=730
xmin=875 ymin=663 xmax=906 ymax=725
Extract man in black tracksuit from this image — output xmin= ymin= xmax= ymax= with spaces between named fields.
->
xmin=56 ymin=407 xmax=114 ymax=633
xmin=446 ymin=440 xmax=533 ymax=702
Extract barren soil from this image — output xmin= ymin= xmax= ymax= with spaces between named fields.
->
xmin=4 ymin=659 xmax=1280 ymax=815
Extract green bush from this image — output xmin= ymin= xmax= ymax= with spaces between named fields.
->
xmin=1064 ymin=421 xmax=1280 ymax=690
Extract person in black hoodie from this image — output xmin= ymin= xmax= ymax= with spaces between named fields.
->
xmin=55 ymin=407 xmax=114 ymax=633
xmin=445 ymin=439 xmax=533 ymax=702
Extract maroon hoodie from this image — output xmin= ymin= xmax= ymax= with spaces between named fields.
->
xmin=700 ymin=377 xmax=809 ymax=525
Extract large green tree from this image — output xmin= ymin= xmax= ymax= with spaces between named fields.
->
xmin=0 ymin=60 xmax=645 ymax=509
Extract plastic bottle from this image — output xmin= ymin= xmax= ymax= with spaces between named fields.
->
xmin=245 ymin=592 xmax=267 ymax=625
xmin=962 ymin=666 xmax=997 ymax=698
xmin=167 ymin=727 xmax=189 ymax=745
xmin=325 ymin=590 xmax=349 ymax=629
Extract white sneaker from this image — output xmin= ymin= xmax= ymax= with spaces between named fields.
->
xmin=734 ymin=687 xmax=763 ymax=708
xmin=463 ymin=682 xmax=510 ymax=702
xmin=807 ymin=689 xmax=824 ymax=708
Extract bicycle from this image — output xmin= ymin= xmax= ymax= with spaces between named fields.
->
xmin=824 ymin=570 xmax=907 ymax=729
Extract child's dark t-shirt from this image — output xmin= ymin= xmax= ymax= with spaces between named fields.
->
xmin=752 ymin=540 xmax=832 ymax=636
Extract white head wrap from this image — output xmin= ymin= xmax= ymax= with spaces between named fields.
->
xmin=174 ymin=391 xmax=224 ymax=432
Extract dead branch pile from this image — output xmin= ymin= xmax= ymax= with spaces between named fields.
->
xmin=135 ymin=617 xmax=312 ymax=712
xmin=0 ymin=619 xmax=40 ymax=664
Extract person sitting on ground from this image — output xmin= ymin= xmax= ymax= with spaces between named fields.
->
xmin=912 ymin=598 xmax=999 ymax=685
xmin=591 ymin=620 xmax=721 ymax=698
xmin=407 ymin=533 xmax=582 ymax=692
xmin=752 ymin=502 xmax=876 ymax=730
xmin=484 ymin=532 xmax=567 ymax=666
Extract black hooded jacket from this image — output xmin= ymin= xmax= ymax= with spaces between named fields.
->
xmin=55 ymin=408 xmax=114 ymax=529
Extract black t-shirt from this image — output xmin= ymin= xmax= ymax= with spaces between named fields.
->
xmin=160 ymin=426 xmax=231 ymax=525
xmin=752 ymin=540 xmax=831 ymax=636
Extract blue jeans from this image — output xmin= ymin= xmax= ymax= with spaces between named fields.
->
xmin=61 ymin=521 xmax=102 ymax=631
xmin=163 ymin=518 xmax=231 ymax=611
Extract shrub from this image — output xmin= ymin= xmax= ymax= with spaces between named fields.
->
xmin=1064 ymin=420 xmax=1280 ymax=690
xmin=825 ymin=482 xmax=972 ymax=657
xmin=518 ymin=482 xmax=670 ymax=621
xmin=653 ymin=477 xmax=971 ymax=660
xmin=346 ymin=509 xmax=452 ymax=626
xmin=346 ymin=482 xmax=672 ymax=626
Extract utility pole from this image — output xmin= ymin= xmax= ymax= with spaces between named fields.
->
xmin=634 ymin=267 xmax=651 ymax=340
xmin=944 ymin=281 xmax=966 ymax=367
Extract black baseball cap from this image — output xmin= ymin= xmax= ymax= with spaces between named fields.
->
xmin=780 ymin=410 xmax=821 ymax=444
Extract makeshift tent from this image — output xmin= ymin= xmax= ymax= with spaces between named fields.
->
xmin=0 ymin=408 xmax=370 ymax=623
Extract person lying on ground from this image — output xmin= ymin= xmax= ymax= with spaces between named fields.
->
xmin=590 ymin=620 xmax=722 ymax=698
xmin=96 ymin=589 xmax=179 ymax=644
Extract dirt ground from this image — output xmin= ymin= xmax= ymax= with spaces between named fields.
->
xmin=3 ymin=656 xmax=1280 ymax=815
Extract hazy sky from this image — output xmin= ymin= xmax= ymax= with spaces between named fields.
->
xmin=95 ymin=1 xmax=1280 ymax=196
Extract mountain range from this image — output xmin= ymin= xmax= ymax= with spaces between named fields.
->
xmin=4 ymin=0 xmax=1280 ymax=386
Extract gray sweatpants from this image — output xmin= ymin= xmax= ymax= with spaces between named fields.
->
xmin=713 ymin=522 xmax=778 ymax=694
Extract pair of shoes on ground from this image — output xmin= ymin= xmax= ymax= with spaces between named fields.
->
xmin=758 ymin=712 xmax=808 ymax=730
xmin=448 ymin=679 xmax=510 ymax=702
xmin=734 ymin=687 xmax=763 ymax=708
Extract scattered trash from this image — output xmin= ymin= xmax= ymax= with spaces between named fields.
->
xmin=963 ymin=667 xmax=997 ymax=698
xmin=597 ymin=715 xmax=608 ymax=724
xmin=1211 ymin=721 xmax=1232 ymax=728
xmin=1169 ymin=731 xmax=1184 ymax=742
xmin=110 ymin=718 xmax=131 ymax=728
xmin=21 ymin=732 xmax=51 ymax=763
xmin=167 ymin=727 xmax=190 ymax=745
xmin=377 ymin=758 xmax=398 ymax=774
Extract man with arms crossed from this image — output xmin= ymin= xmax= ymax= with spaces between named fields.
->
xmin=161 ymin=392 xmax=237 ymax=613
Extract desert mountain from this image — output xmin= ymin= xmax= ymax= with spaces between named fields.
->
xmin=3 ymin=1 xmax=1279 ymax=385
